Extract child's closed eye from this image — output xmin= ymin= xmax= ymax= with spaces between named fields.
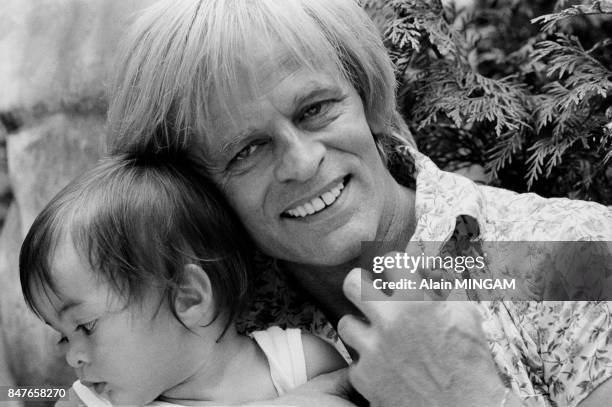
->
xmin=78 ymin=320 xmax=98 ymax=335
xmin=56 ymin=320 xmax=98 ymax=344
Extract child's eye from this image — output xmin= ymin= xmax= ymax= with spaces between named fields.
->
xmin=57 ymin=336 xmax=68 ymax=345
xmin=78 ymin=320 xmax=98 ymax=335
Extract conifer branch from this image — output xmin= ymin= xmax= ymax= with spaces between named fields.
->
xmin=533 ymin=1 xmax=612 ymax=32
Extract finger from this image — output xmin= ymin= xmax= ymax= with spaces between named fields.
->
xmin=382 ymin=266 xmax=425 ymax=301
xmin=419 ymin=266 xmax=455 ymax=300
xmin=369 ymin=249 xmax=427 ymax=301
xmin=347 ymin=364 xmax=372 ymax=403
xmin=380 ymin=246 xmax=454 ymax=301
xmin=343 ymin=267 xmax=390 ymax=306
xmin=344 ymin=267 xmax=420 ymax=319
xmin=369 ymin=250 xmax=425 ymax=301
xmin=337 ymin=313 xmax=374 ymax=354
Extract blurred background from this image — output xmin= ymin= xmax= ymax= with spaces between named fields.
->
xmin=0 ymin=2 xmax=154 ymax=405
xmin=0 ymin=1 xmax=610 ymax=406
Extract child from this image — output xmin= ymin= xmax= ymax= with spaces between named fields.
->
xmin=19 ymin=153 xmax=346 ymax=406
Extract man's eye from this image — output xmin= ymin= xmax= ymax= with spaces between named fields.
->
xmin=78 ymin=320 xmax=98 ymax=335
xmin=301 ymin=101 xmax=331 ymax=121
xmin=234 ymin=141 xmax=266 ymax=162
xmin=303 ymin=103 xmax=323 ymax=118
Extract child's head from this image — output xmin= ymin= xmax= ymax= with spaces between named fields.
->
xmin=20 ymin=153 xmax=254 ymax=405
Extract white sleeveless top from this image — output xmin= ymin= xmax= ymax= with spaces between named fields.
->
xmin=250 ymin=326 xmax=307 ymax=395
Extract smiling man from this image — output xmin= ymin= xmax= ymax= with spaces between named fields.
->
xmin=105 ymin=1 xmax=612 ymax=406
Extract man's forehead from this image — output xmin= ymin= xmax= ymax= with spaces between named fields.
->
xmin=246 ymin=51 xmax=302 ymax=87
xmin=204 ymin=71 xmax=343 ymax=156
xmin=231 ymin=37 xmax=343 ymax=100
xmin=237 ymin=35 xmax=302 ymax=78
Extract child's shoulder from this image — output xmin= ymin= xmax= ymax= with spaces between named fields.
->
xmin=250 ymin=326 xmax=346 ymax=381
xmin=300 ymin=331 xmax=347 ymax=380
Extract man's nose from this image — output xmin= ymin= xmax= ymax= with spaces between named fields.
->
xmin=273 ymin=124 xmax=325 ymax=183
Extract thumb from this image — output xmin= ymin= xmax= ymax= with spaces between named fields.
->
xmin=378 ymin=249 xmax=424 ymax=301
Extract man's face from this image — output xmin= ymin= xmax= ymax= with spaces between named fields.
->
xmin=205 ymin=45 xmax=399 ymax=267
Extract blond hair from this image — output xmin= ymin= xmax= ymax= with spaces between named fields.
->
xmin=107 ymin=0 xmax=414 ymax=158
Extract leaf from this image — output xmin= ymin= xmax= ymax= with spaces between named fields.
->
xmin=532 ymin=1 xmax=612 ymax=32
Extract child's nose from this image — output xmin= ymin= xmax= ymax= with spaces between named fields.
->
xmin=65 ymin=342 xmax=90 ymax=368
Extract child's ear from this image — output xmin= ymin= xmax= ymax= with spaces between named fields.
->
xmin=174 ymin=264 xmax=215 ymax=328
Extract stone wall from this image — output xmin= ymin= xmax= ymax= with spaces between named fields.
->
xmin=0 ymin=122 xmax=10 ymax=230
xmin=0 ymin=0 xmax=152 ymax=401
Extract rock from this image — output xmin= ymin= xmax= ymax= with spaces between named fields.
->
xmin=7 ymin=113 xmax=107 ymax=235
xmin=0 ymin=0 xmax=155 ymax=394
xmin=0 ymin=171 xmax=10 ymax=197
xmin=0 ymin=0 xmax=152 ymax=114
xmin=1 ymin=112 xmax=106 ymax=389
xmin=0 ymin=302 xmax=22 ymax=407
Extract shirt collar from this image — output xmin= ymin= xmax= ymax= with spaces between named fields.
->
xmin=397 ymin=144 xmax=487 ymax=243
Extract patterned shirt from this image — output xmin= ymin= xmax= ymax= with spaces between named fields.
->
xmin=237 ymin=144 xmax=612 ymax=407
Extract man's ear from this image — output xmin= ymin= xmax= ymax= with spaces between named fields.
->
xmin=174 ymin=264 xmax=215 ymax=328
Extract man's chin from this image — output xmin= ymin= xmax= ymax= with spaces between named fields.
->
xmin=309 ymin=233 xmax=370 ymax=264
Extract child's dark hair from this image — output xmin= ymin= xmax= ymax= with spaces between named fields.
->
xmin=20 ymin=152 xmax=253 ymax=337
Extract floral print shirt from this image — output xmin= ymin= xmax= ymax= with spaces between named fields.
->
xmin=237 ymin=145 xmax=612 ymax=407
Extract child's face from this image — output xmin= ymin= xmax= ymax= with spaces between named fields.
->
xmin=32 ymin=237 xmax=195 ymax=406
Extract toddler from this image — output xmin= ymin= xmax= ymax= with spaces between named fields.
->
xmin=19 ymin=153 xmax=346 ymax=406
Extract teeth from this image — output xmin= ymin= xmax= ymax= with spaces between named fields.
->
xmin=304 ymin=202 xmax=315 ymax=215
xmin=285 ymin=180 xmax=346 ymax=218
xmin=321 ymin=192 xmax=335 ymax=205
xmin=312 ymin=197 xmax=325 ymax=211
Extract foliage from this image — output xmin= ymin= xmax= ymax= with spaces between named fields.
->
xmin=370 ymin=0 xmax=612 ymax=203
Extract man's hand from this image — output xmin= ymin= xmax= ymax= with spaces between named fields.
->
xmin=338 ymin=266 xmax=509 ymax=407
xmin=247 ymin=369 xmax=357 ymax=406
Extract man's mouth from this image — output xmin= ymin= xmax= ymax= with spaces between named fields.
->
xmin=283 ymin=176 xmax=349 ymax=218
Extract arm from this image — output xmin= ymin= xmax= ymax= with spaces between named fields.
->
xmin=301 ymin=333 xmax=348 ymax=380
xmin=246 ymin=332 xmax=355 ymax=406
xmin=246 ymin=369 xmax=356 ymax=407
